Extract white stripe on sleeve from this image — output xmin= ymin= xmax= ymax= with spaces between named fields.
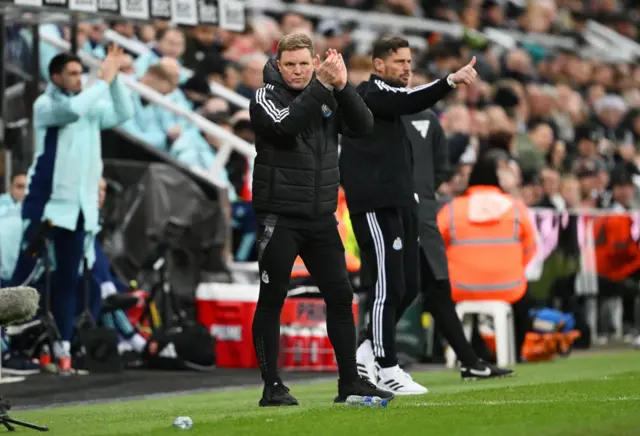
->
xmin=256 ymin=87 xmax=290 ymax=123
xmin=373 ymin=79 xmax=441 ymax=94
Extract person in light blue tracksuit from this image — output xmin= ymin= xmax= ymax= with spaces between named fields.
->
xmin=120 ymin=64 xmax=176 ymax=151
xmin=9 ymin=50 xmax=134 ymax=365
xmin=134 ymin=28 xmax=189 ymax=83
xmin=170 ymin=114 xmax=238 ymax=203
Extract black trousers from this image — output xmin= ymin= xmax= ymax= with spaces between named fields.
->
xmin=351 ymin=206 xmax=419 ymax=368
xmin=419 ymin=250 xmax=479 ymax=367
xmin=252 ymin=216 xmax=358 ymax=385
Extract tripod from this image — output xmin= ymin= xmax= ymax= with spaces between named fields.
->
xmin=20 ymin=222 xmax=62 ymax=366
xmin=0 ymin=397 xmax=48 ymax=432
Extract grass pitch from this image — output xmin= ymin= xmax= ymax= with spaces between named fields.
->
xmin=13 ymin=350 xmax=640 ymax=436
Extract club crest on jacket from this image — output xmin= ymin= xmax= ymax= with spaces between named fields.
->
xmin=321 ymin=104 xmax=332 ymax=118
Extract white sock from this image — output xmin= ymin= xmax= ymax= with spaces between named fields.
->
xmin=128 ymin=334 xmax=147 ymax=352
xmin=53 ymin=341 xmax=70 ymax=358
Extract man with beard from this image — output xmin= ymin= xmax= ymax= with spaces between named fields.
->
xmin=340 ymin=36 xmax=477 ymax=395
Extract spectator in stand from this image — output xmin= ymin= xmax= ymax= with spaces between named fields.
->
xmin=110 ymin=21 xmax=137 ymax=40
xmin=559 ymin=174 xmax=581 ymax=210
xmin=520 ymin=169 xmax=544 ymax=207
xmin=134 ymin=28 xmax=188 ymax=82
xmin=517 ymin=118 xmax=555 ymax=173
xmin=120 ymin=64 xmax=176 ymax=150
xmin=199 ymin=97 xmax=230 ymax=116
xmin=30 ymin=22 xmax=90 ymax=81
xmin=119 ymin=54 xmax=136 ymax=75
xmin=183 ymin=25 xmax=220 ymax=70
xmin=539 ymin=166 xmax=563 ymax=209
xmin=84 ymin=19 xmax=108 ymax=59
xmin=156 ymin=57 xmax=191 ymax=137
xmin=347 ymin=55 xmax=374 ymax=87
xmin=236 ymin=52 xmax=269 ymax=99
xmin=0 ymin=172 xmax=27 ymax=215
xmin=170 ymin=112 xmax=238 ymax=202
xmin=196 ymin=53 xmax=233 ymax=90
xmin=317 ymin=20 xmax=354 ymax=60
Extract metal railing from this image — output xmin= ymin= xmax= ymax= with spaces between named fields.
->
xmin=102 ymin=29 xmax=251 ymax=110
xmin=39 ymin=31 xmax=256 ymax=189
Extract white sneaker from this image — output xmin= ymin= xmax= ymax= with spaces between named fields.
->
xmin=356 ymin=340 xmax=378 ymax=384
xmin=377 ymin=365 xmax=428 ymax=395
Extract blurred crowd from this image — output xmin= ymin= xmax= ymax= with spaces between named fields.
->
xmin=2 ymin=0 xmax=640 ymax=255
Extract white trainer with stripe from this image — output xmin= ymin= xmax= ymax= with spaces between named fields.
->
xmin=377 ymin=365 xmax=429 ymax=396
xmin=356 ymin=339 xmax=378 ymax=384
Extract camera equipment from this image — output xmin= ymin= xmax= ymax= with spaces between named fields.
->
xmin=0 ymin=396 xmax=48 ymax=432
xmin=21 ymin=221 xmax=62 ymax=363
xmin=137 ymin=218 xmax=190 ymax=332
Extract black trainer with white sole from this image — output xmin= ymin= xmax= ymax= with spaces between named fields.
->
xmin=259 ymin=382 xmax=299 ymax=407
xmin=334 ymin=377 xmax=395 ymax=403
xmin=460 ymin=360 xmax=513 ymax=380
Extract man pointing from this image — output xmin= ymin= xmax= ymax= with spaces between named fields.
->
xmin=341 ymin=36 xmax=477 ymax=395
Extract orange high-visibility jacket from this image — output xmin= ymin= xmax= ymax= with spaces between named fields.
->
xmin=437 ymin=186 xmax=537 ymax=304
xmin=593 ymin=212 xmax=640 ymax=281
xmin=291 ymin=188 xmax=361 ymax=278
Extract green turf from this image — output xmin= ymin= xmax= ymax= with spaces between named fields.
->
xmin=13 ymin=350 xmax=640 ymax=435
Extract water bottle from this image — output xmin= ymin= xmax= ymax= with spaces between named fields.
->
xmin=173 ymin=416 xmax=193 ymax=430
xmin=344 ymin=395 xmax=389 ymax=408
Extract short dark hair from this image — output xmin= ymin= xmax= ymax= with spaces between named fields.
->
xmin=48 ymin=53 xmax=82 ymax=79
xmin=10 ymin=171 xmax=26 ymax=183
xmin=372 ymin=37 xmax=410 ymax=61
xmin=277 ymin=33 xmax=314 ymax=59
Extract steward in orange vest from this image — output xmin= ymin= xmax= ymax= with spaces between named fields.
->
xmin=437 ymin=152 xmax=537 ymax=304
xmin=593 ymin=167 xmax=640 ymax=283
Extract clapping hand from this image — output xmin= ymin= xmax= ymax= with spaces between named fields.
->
xmin=316 ymin=49 xmax=348 ymax=91
xmin=448 ymin=56 xmax=478 ymax=86
xmin=99 ymin=44 xmax=126 ymax=84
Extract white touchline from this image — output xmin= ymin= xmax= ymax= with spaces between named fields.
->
xmin=412 ymin=396 xmax=640 ymax=407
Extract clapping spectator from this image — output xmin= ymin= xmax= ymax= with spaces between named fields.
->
xmin=120 ymin=64 xmax=176 ymax=150
xmin=235 ymin=52 xmax=268 ymax=99
xmin=134 ymin=28 xmax=187 ymax=82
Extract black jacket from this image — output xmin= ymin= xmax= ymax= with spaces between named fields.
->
xmin=340 ymin=74 xmax=453 ymax=215
xmin=405 ymin=109 xmax=449 ymax=280
xmin=250 ymin=59 xmax=374 ymax=224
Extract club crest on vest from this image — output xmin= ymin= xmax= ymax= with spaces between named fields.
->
xmin=321 ymin=104 xmax=332 ymax=118
xmin=261 ymin=270 xmax=270 ymax=284
xmin=393 ymin=237 xmax=403 ymax=250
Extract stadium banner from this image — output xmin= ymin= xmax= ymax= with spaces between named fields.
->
xmin=218 ymin=0 xmax=244 ymax=33
xmin=171 ymin=0 xmax=198 ymax=25
xmin=69 ymin=0 xmax=97 ymax=12
xmin=97 ymin=0 xmax=117 ymax=13
xmin=119 ymin=0 xmax=149 ymax=20
xmin=197 ymin=0 xmax=217 ymax=25
xmin=6 ymin=0 xmax=245 ymax=31
xmin=43 ymin=0 xmax=68 ymax=7
xmin=149 ymin=0 xmax=170 ymax=20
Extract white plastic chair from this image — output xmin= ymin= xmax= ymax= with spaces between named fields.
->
xmin=445 ymin=300 xmax=517 ymax=368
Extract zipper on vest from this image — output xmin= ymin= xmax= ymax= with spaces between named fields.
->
xmin=313 ymin=123 xmax=324 ymax=216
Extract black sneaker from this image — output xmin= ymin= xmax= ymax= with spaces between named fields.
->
xmin=2 ymin=351 xmax=40 ymax=376
xmin=259 ymin=382 xmax=299 ymax=407
xmin=334 ymin=376 xmax=395 ymax=403
xmin=460 ymin=360 xmax=513 ymax=381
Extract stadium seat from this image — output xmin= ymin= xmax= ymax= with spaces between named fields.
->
xmin=445 ymin=300 xmax=516 ymax=368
